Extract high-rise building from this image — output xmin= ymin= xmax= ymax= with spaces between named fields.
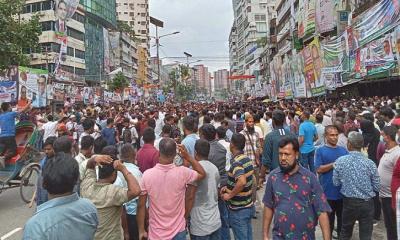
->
xmin=22 ymin=0 xmax=86 ymax=80
xmin=116 ymin=0 xmax=150 ymax=85
xmin=214 ymin=69 xmax=230 ymax=90
xmin=193 ymin=64 xmax=210 ymax=95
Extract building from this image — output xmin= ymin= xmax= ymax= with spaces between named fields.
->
xmin=81 ymin=0 xmax=117 ymax=84
xmin=229 ymin=0 xmax=270 ymax=92
xmin=22 ymin=0 xmax=86 ymax=80
xmin=150 ymin=57 xmax=169 ymax=84
xmin=116 ymin=0 xmax=150 ymax=85
xmin=137 ymin=46 xmax=148 ymax=85
xmin=109 ymin=31 xmax=138 ymax=82
xmin=214 ymin=69 xmax=230 ymax=90
xmin=193 ymin=64 xmax=210 ymax=95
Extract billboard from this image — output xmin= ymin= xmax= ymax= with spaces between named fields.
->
xmin=18 ymin=66 xmax=49 ymax=108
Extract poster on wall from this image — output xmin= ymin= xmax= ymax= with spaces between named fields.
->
xmin=18 ymin=66 xmax=48 ymax=108
xmin=0 ymin=81 xmax=17 ymax=103
xmin=297 ymin=0 xmax=316 ymax=38
xmin=83 ymin=87 xmax=93 ymax=104
xmin=393 ymin=26 xmax=400 ymax=74
xmin=308 ymin=38 xmax=326 ymax=96
xmin=316 ymin=0 xmax=336 ymax=33
xmin=291 ymin=52 xmax=307 ymax=98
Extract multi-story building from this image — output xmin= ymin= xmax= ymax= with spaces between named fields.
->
xmin=214 ymin=69 xmax=230 ymax=90
xmin=109 ymin=31 xmax=138 ymax=82
xmin=116 ymin=0 xmax=150 ymax=84
xmin=150 ymin=57 xmax=169 ymax=85
xmin=137 ymin=46 xmax=148 ymax=85
xmin=229 ymin=0 xmax=270 ymax=92
xmin=193 ymin=64 xmax=210 ymax=95
xmin=22 ymin=0 xmax=86 ymax=80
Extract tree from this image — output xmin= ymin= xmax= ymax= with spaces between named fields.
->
xmin=117 ymin=20 xmax=138 ymax=42
xmin=109 ymin=72 xmax=129 ymax=91
xmin=0 ymin=0 xmax=42 ymax=71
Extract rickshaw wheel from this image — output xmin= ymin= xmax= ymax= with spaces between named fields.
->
xmin=20 ymin=167 xmax=39 ymax=203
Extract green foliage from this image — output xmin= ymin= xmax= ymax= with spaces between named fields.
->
xmin=0 ymin=0 xmax=42 ymax=71
xmin=117 ymin=20 xmax=138 ymax=42
xmin=256 ymin=36 xmax=267 ymax=48
xmin=163 ymin=69 xmax=194 ymax=101
xmin=109 ymin=72 xmax=129 ymax=91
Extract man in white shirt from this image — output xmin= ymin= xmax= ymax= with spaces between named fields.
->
xmin=42 ymin=115 xmax=58 ymax=142
xmin=75 ymin=135 xmax=94 ymax=180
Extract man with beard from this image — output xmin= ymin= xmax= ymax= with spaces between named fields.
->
xmin=262 ymin=137 xmax=331 ymax=240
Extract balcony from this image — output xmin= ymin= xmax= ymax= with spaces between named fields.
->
xmin=277 ymin=0 xmax=291 ymax=24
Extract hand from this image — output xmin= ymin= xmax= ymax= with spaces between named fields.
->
xmin=177 ymin=144 xmax=190 ymax=159
xmin=221 ymin=193 xmax=231 ymax=201
xmin=220 ymin=186 xmax=227 ymax=195
xmin=113 ymin=160 xmax=126 ymax=172
xmin=139 ymin=231 xmax=148 ymax=240
xmin=94 ymin=155 xmax=113 ymax=166
xmin=258 ymin=176 xmax=266 ymax=188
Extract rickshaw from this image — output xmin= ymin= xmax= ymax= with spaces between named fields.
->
xmin=0 ymin=121 xmax=42 ymax=203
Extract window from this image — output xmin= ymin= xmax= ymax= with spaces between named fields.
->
xmin=130 ymin=21 xmax=134 ymax=26
xmin=256 ymin=22 xmax=267 ymax=32
xmin=67 ymin=28 xmax=84 ymax=41
xmin=124 ymin=12 xmax=128 ymax=14
xmin=22 ymin=4 xmax=31 ymax=14
xmin=41 ymin=1 xmax=52 ymax=10
xmin=255 ymin=14 xmax=266 ymax=21
xmin=141 ymin=13 xmax=146 ymax=17
xmin=67 ymin=47 xmax=74 ymax=57
xmin=31 ymin=2 xmax=41 ymax=12
xmin=72 ymin=12 xmax=85 ymax=23
xmin=41 ymin=21 xmax=55 ymax=31
xmin=130 ymin=12 xmax=135 ymax=16
xmin=141 ymin=30 xmax=146 ymax=34
xmin=140 ymin=21 xmax=146 ymax=25
xmin=124 ymin=3 xmax=128 ymax=5
xmin=75 ymin=49 xmax=85 ymax=59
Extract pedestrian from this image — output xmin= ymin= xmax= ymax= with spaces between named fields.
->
xmin=137 ymin=138 xmax=206 ymax=240
xmin=36 ymin=136 xmax=56 ymax=206
xmin=80 ymin=146 xmax=141 ymax=240
xmin=378 ymin=126 xmax=400 ymax=240
xmin=220 ymin=133 xmax=254 ymax=240
xmin=298 ymin=111 xmax=318 ymax=173
xmin=75 ymin=135 xmax=94 ymax=181
xmin=178 ymin=115 xmax=199 ymax=165
xmin=114 ymin=144 xmax=142 ymax=240
xmin=136 ymin=127 xmax=159 ymax=173
xmin=24 ymin=153 xmax=98 ymax=240
xmin=314 ymin=125 xmax=348 ymax=239
xmin=101 ymin=118 xmax=118 ymax=146
xmin=189 ymin=139 xmax=222 ymax=239
xmin=262 ymin=136 xmax=331 ymax=240
xmin=333 ymin=131 xmax=380 ymax=240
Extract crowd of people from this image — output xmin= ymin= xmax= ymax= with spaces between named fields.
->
xmin=0 ymin=95 xmax=400 ymax=239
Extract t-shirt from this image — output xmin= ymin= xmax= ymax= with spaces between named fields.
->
xmin=0 ymin=111 xmax=17 ymax=137
xmin=378 ymin=145 xmax=400 ymax=198
xmin=140 ymin=163 xmax=198 ymax=240
xmin=42 ymin=121 xmax=58 ymax=141
xmin=81 ymin=169 xmax=128 ymax=240
xmin=299 ymin=120 xmax=317 ymax=154
xmin=101 ymin=127 xmax=116 ymax=146
xmin=314 ymin=145 xmax=348 ymax=200
xmin=190 ymin=160 xmax=221 ymax=236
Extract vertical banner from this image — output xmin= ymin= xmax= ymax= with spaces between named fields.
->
xmin=393 ymin=26 xmax=400 ymax=74
xmin=309 ymin=38 xmax=326 ymax=96
xmin=316 ymin=0 xmax=336 ymax=33
xmin=54 ymin=0 xmax=79 ymax=75
xmin=298 ymin=0 xmax=316 ymax=38
xmin=83 ymin=87 xmax=93 ymax=104
xmin=103 ymin=28 xmax=111 ymax=74
xmin=0 ymin=66 xmax=18 ymax=104
xmin=292 ymin=52 xmax=307 ymax=98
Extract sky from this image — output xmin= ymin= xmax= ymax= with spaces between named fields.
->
xmin=149 ymin=0 xmax=234 ymax=72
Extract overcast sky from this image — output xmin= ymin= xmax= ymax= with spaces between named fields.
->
xmin=149 ymin=0 xmax=234 ymax=72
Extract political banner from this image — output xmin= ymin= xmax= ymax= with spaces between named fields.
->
xmin=298 ymin=0 xmax=316 ymax=38
xmin=83 ymin=87 xmax=93 ymax=104
xmin=291 ymin=52 xmax=307 ymax=98
xmin=52 ymin=82 xmax=66 ymax=101
xmin=316 ymin=0 xmax=336 ymax=33
xmin=309 ymin=38 xmax=326 ymax=96
xmin=74 ymin=86 xmax=84 ymax=102
xmin=104 ymin=91 xmax=113 ymax=103
xmin=282 ymin=56 xmax=294 ymax=99
xmin=93 ymin=88 xmax=102 ymax=105
xmin=103 ymin=28 xmax=111 ymax=74
xmin=0 ymin=66 xmax=18 ymax=82
xmin=0 ymin=81 xmax=17 ymax=103
xmin=393 ymin=25 xmax=400 ymax=74
xmin=18 ymin=66 xmax=48 ymax=108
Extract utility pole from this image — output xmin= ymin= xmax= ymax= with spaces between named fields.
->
xmin=156 ymin=25 xmax=161 ymax=84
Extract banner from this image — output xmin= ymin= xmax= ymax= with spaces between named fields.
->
xmin=316 ymin=0 xmax=336 ymax=33
xmin=298 ymin=0 xmax=316 ymax=38
xmin=73 ymin=86 xmax=84 ymax=102
xmin=282 ymin=56 xmax=294 ymax=99
xmin=0 ymin=81 xmax=17 ymax=103
xmin=103 ymin=28 xmax=111 ymax=74
xmin=83 ymin=87 xmax=93 ymax=104
xmin=18 ymin=67 xmax=48 ymax=108
xmin=291 ymin=52 xmax=307 ymax=98
xmin=54 ymin=0 xmax=79 ymax=74
xmin=52 ymin=82 xmax=66 ymax=101
xmin=393 ymin=25 xmax=400 ymax=74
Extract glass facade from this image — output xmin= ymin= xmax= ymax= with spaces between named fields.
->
xmin=80 ymin=0 xmax=117 ymax=83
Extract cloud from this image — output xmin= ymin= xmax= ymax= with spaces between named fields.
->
xmin=149 ymin=0 xmax=233 ymax=72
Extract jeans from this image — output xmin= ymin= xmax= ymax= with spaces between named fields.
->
xmin=328 ymin=199 xmax=343 ymax=237
xmin=218 ymin=200 xmax=231 ymax=240
xmin=373 ymin=192 xmax=381 ymax=220
xmin=173 ymin=230 xmax=187 ymax=240
xmin=381 ymin=197 xmax=397 ymax=240
xmin=126 ymin=214 xmax=139 ymax=240
xmin=190 ymin=228 xmax=221 ymax=240
xmin=228 ymin=206 xmax=254 ymax=240
xmin=340 ymin=197 xmax=374 ymax=240
xmin=300 ymin=150 xmax=315 ymax=173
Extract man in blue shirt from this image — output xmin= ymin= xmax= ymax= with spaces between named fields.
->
xmin=36 ymin=136 xmax=57 ymax=206
xmin=333 ymin=132 xmax=380 ymax=240
xmin=0 ymin=101 xmax=31 ymax=168
xmin=315 ymin=125 xmax=348 ymax=239
xmin=179 ymin=116 xmax=199 ymax=166
xmin=298 ymin=111 xmax=318 ymax=173
xmin=101 ymin=118 xmax=118 ymax=146
xmin=24 ymin=152 xmax=101 ymax=240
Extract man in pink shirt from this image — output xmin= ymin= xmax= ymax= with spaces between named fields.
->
xmin=137 ymin=138 xmax=206 ymax=240
xmin=137 ymin=127 xmax=159 ymax=172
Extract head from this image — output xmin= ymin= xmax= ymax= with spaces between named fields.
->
xmin=53 ymin=136 xmax=73 ymax=154
xmin=143 ymin=127 xmax=156 ymax=144
xmin=382 ymin=125 xmax=398 ymax=146
xmin=120 ymin=144 xmax=136 ymax=163
xmin=159 ymin=138 xmax=177 ymax=164
xmin=182 ymin=116 xmax=197 ymax=135
xmin=245 ymin=115 xmax=255 ymax=133
xmin=147 ymin=118 xmax=156 ymax=129
xmin=82 ymin=118 xmax=95 ymax=134
xmin=380 ymin=107 xmax=395 ymax=123
xmin=80 ymin=135 xmax=94 ymax=157
xmin=384 ymin=40 xmax=391 ymax=55
xmin=194 ymin=139 xmax=210 ymax=161
xmin=301 ymin=111 xmax=311 ymax=122
xmin=315 ymin=113 xmax=323 ymax=124
xmin=278 ymin=137 xmax=300 ymax=174
xmin=20 ymin=86 xmax=27 ymax=99
xmin=123 ymin=117 xmax=130 ymax=128
xmin=56 ymin=0 xmax=68 ymax=20
xmin=325 ymin=125 xmax=339 ymax=147
xmin=98 ymin=146 xmax=118 ymax=183
xmin=93 ymin=137 xmax=108 ymax=154
xmin=1 ymin=102 xmax=11 ymax=112
xmin=38 ymin=76 xmax=46 ymax=94
xmin=43 ymin=137 xmax=56 ymax=158
xmin=42 ymin=152 xmax=79 ymax=196
xmin=57 ymin=123 xmax=68 ymax=136
xmin=230 ymin=133 xmax=246 ymax=155
xmin=347 ymin=131 xmax=364 ymax=152
xmin=161 ymin=124 xmax=172 ymax=138
xmin=272 ymin=110 xmax=285 ymax=128
xmin=107 ymin=118 xmax=114 ymax=127
xmin=199 ymin=124 xmax=216 ymax=142
xmin=216 ymin=126 xmax=227 ymax=140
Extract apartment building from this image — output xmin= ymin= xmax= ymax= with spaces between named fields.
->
xmin=214 ymin=69 xmax=230 ymax=90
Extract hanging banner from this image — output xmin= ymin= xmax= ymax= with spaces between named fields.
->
xmin=282 ymin=56 xmax=294 ymax=99
xmin=83 ymin=87 xmax=93 ymax=104
xmin=269 ymin=59 xmax=278 ymax=101
xmin=0 ymin=81 xmax=17 ymax=104
xmin=73 ymin=86 xmax=84 ymax=102
xmin=316 ymin=0 xmax=336 ymax=33
xmin=94 ymin=87 xmax=102 ymax=105
xmin=393 ymin=25 xmax=400 ymax=74
xmin=52 ymin=82 xmax=66 ymax=101
xmin=103 ymin=28 xmax=111 ymax=74
xmin=298 ymin=0 xmax=316 ymax=38
xmin=104 ymin=91 xmax=113 ymax=103
xmin=18 ymin=67 xmax=48 ymax=108
xmin=309 ymin=38 xmax=326 ymax=96
xmin=292 ymin=51 xmax=307 ymax=98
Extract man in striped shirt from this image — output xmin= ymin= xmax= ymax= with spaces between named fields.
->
xmin=221 ymin=133 xmax=254 ymax=240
